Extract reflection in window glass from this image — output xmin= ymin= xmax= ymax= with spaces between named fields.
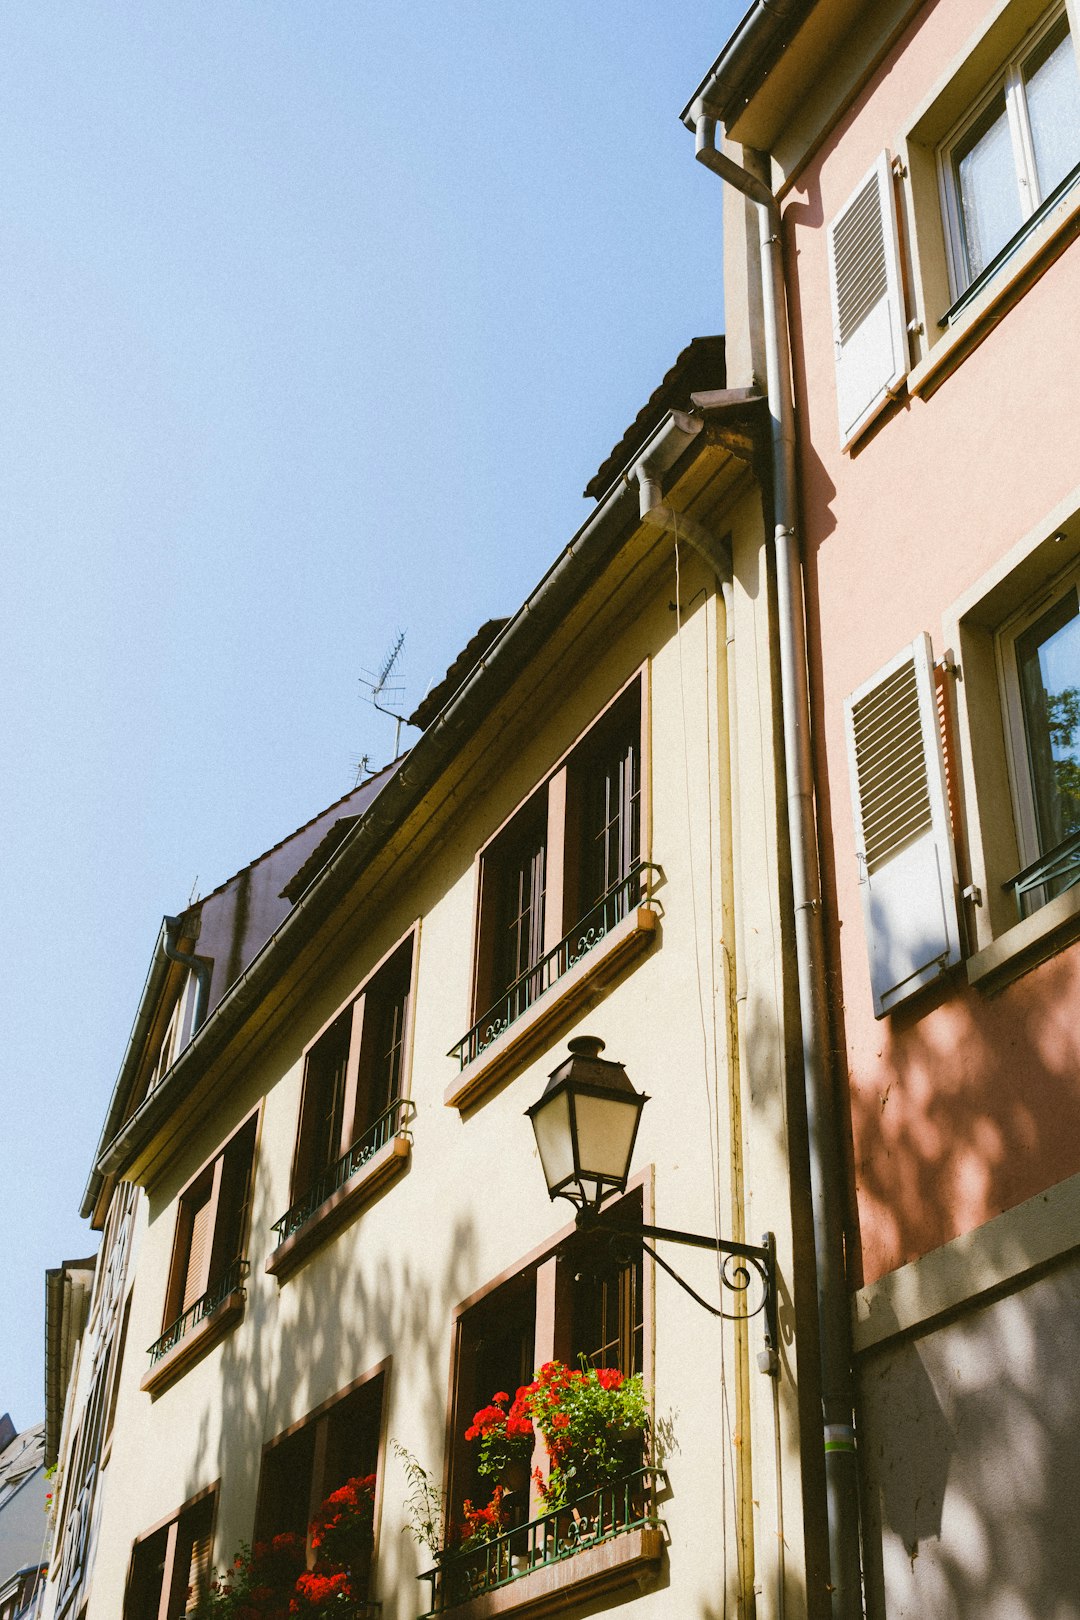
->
xmin=1015 ymin=589 xmax=1080 ymax=855
xmin=1024 ymin=18 xmax=1080 ymax=199
xmin=955 ymin=92 xmax=1024 ymax=280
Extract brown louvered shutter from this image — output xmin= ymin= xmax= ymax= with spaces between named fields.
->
xmin=181 ymin=1190 xmax=213 ymax=1312
xmin=827 ymin=153 xmax=908 ymax=448
xmin=845 ymin=634 xmax=961 ymax=1016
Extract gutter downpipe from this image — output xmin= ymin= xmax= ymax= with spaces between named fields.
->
xmin=691 ymin=111 xmax=863 ymax=1620
xmin=163 ymin=916 xmax=212 ymax=1036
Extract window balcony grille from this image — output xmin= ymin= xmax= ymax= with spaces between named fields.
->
xmin=146 ymin=1257 xmax=249 ymax=1366
xmin=1005 ymin=826 xmax=1080 ymax=918
xmin=271 ymin=1097 xmax=416 ymax=1248
xmin=418 ymin=1467 xmax=666 ymax=1616
xmin=449 ymin=864 xmax=657 ymax=1073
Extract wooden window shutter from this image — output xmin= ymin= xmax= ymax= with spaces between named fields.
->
xmin=844 ymin=633 xmax=961 ymax=1017
xmin=827 ymin=152 xmax=908 ymax=448
xmin=181 ymin=1192 xmax=213 ymax=1312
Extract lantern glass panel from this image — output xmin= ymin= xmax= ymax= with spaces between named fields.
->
xmin=530 ymin=1088 xmax=575 ymax=1195
xmin=571 ymin=1090 xmax=641 ymax=1189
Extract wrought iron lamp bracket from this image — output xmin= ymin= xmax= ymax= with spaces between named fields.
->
xmin=574 ymin=1213 xmax=778 ymax=1365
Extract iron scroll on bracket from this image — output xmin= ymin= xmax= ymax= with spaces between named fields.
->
xmin=576 ymin=1215 xmax=779 ymax=1376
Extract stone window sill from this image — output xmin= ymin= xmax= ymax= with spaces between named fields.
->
xmin=967 ymin=882 xmax=1080 ymax=993
xmin=444 ymin=907 xmax=659 ymax=1113
xmin=140 ymin=1290 xmax=245 ymax=1398
xmin=266 ymin=1135 xmax=411 ymax=1282
xmin=435 ymin=1526 xmax=664 ymax=1620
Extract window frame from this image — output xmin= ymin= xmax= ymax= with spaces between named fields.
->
xmin=942 ymin=493 xmax=1080 ymax=985
xmin=267 ymin=926 xmax=419 ymax=1279
xmin=141 ymin=1109 xmax=260 ymax=1394
xmin=122 ymin=1482 xmax=219 ymax=1620
xmin=450 ymin=668 xmax=655 ymax=1105
xmin=254 ymin=1359 xmax=390 ymax=1590
xmin=996 ymin=556 xmax=1080 ymax=886
xmin=444 ymin=1175 xmax=654 ymax=1527
xmin=937 ymin=2 xmax=1079 ymax=299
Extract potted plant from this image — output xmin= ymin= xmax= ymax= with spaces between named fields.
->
xmin=463 ymin=1388 xmax=535 ymax=1499
xmin=525 ymin=1360 xmax=648 ymax=1512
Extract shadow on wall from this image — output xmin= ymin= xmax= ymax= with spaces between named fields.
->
xmin=849 ymin=945 xmax=1080 ymax=1281
xmin=858 ymin=1254 xmax=1080 ymax=1620
xmin=182 ymin=1209 xmax=480 ymax=1620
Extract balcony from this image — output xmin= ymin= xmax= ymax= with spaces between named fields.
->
xmin=141 ymin=1258 xmax=249 ymax=1395
xmin=266 ymin=1098 xmax=416 ymax=1280
xmin=419 ymin=1468 xmax=666 ymax=1619
xmin=445 ymin=865 xmax=660 ymax=1112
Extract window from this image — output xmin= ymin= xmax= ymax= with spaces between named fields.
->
xmin=144 ymin=1115 xmax=256 ymax=1385
xmin=270 ymin=936 xmax=415 ymax=1269
xmin=255 ymin=1369 xmax=385 ymax=1597
xmin=449 ymin=1191 xmax=645 ymax=1527
xmin=941 ymin=7 xmax=1080 ymax=294
xmin=999 ymin=565 xmax=1080 ymax=914
xmin=124 ymin=1488 xmax=216 ymax=1620
xmin=455 ymin=676 xmax=649 ymax=1077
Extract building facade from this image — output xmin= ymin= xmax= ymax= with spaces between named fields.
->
xmin=41 ymin=342 xmax=842 ymax=1620
xmin=689 ymin=0 xmax=1080 ymax=1614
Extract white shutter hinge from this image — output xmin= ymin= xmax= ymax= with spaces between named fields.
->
xmin=963 ymin=883 xmax=983 ymax=907
xmin=891 ymin=156 xmax=908 ymax=180
xmin=907 ymin=318 xmax=924 ymax=337
xmin=937 ymin=653 xmax=961 ymax=679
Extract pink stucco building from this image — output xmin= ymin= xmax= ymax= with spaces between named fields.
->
xmin=688 ymin=0 xmax=1080 ymax=1613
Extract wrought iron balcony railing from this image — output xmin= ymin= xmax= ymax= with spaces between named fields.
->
xmin=271 ymin=1097 xmax=417 ymax=1248
xmin=419 ymin=1467 xmax=666 ymax=1616
xmin=147 ymin=1257 xmax=249 ymax=1366
xmin=449 ymin=863 xmax=657 ymax=1072
xmin=1005 ymin=827 xmax=1080 ymax=920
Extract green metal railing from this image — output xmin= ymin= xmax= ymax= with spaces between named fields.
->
xmin=418 ymin=1467 xmax=665 ymax=1616
xmin=449 ymin=864 xmax=657 ymax=1071
xmin=1005 ymin=827 xmax=1080 ymax=919
xmin=271 ymin=1097 xmax=417 ymax=1248
xmin=147 ymin=1257 xmax=249 ymax=1366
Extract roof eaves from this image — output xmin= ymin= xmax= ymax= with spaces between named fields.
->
xmin=679 ymin=0 xmax=818 ymax=131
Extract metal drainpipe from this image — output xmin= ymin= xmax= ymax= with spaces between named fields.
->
xmin=163 ymin=916 xmax=212 ymax=1036
xmin=691 ymin=111 xmax=864 ymax=1620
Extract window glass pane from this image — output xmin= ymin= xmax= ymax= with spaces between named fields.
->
xmin=954 ymin=89 xmax=1024 ymax=281
xmin=1023 ymin=19 xmax=1080 ymax=200
xmin=1015 ymin=588 xmax=1080 ymax=853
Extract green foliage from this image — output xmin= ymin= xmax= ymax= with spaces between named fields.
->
xmin=392 ymin=1441 xmax=446 ymax=1560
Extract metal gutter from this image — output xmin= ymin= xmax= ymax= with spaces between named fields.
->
xmin=679 ymin=0 xmax=816 ymax=133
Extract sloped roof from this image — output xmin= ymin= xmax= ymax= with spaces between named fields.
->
xmin=584 ymin=336 xmax=726 ymax=500
xmin=409 ymin=619 xmax=510 ymax=732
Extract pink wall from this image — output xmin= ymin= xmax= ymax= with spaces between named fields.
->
xmin=781 ymin=0 xmax=1080 ymax=1283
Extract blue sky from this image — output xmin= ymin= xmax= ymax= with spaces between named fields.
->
xmin=0 ymin=1 xmax=735 ymax=1428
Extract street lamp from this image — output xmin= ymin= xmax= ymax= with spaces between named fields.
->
xmin=526 ymin=1036 xmax=778 ymax=1369
xmin=525 ymin=1036 xmax=648 ymax=1214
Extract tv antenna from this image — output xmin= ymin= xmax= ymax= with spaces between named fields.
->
xmin=358 ymin=630 xmax=409 ymax=763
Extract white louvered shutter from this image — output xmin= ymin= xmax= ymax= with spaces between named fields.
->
xmin=827 ymin=153 xmax=908 ymax=448
xmin=845 ymin=634 xmax=961 ymax=1018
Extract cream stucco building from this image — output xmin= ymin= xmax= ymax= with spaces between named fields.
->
xmin=41 ymin=341 xmax=838 ymax=1620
